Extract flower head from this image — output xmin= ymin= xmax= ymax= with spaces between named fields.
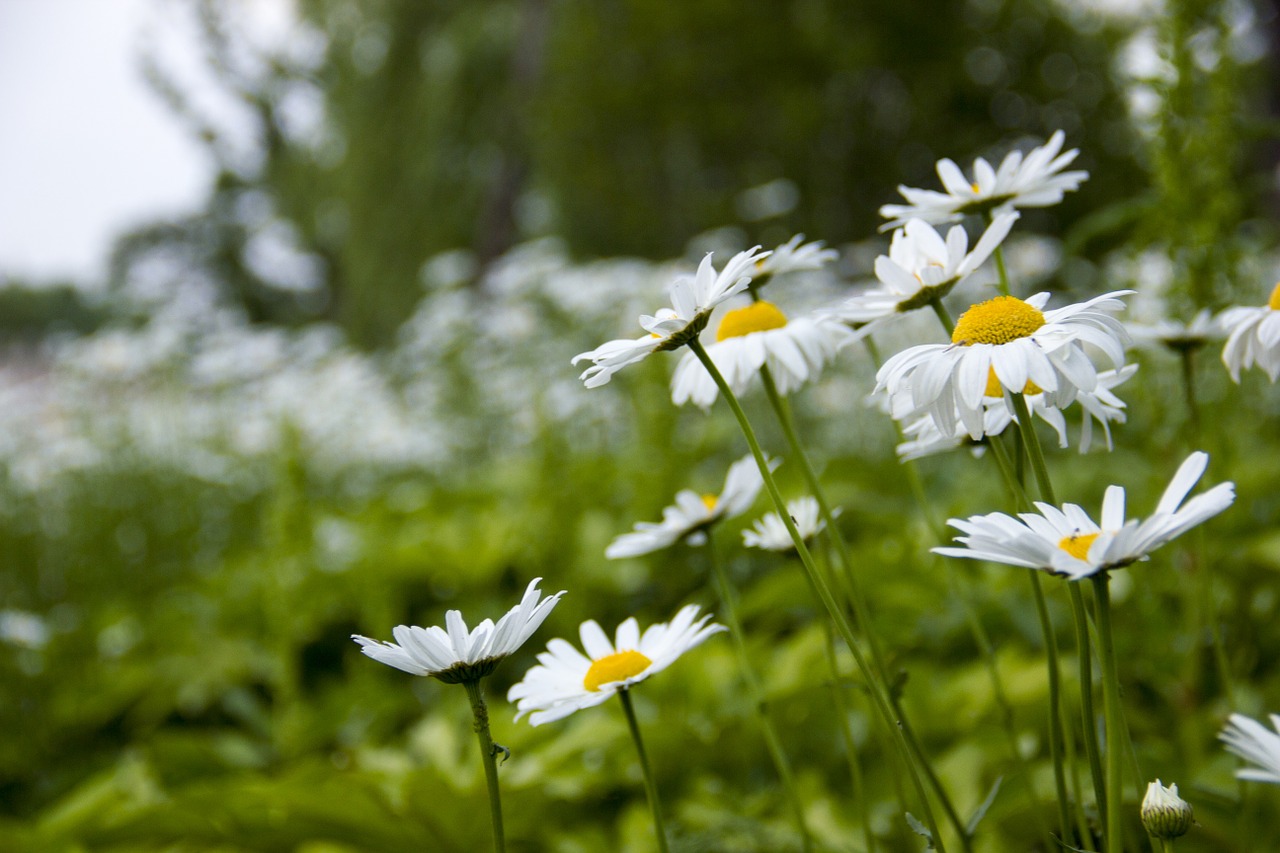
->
xmin=831 ymin=214 xmax=1018 ymax=326
xmin=670 ymin=301 xmax=852 ymax=408
xmin=880 ymin=130 xmax=1088 ymax=229
xmin=606 ymin=455 xmax=769 ymax=558
xmin=753 ymin=234 xmax=838 ymax=283
xmin=1221 ymin=712 xmax=1280 ymax=784
xmin=934 ymin=451 xmax=1234 ymax=580
xmin=507 ymin=605 xmax=726 ymax=725
xmin=1129 ymin=308 xmax=1225 ymax=353
xmin=1220 ymin=282 xmax=1280 ymax=382
xmin=572 ymin=248 xmax=770 ymax=388
xmin=352 ymin=578 xmax=565 ymax=683
xmin=1141 ymin=780 xmax=1193 ymax=840
xmin=876 ymin=291 xmax=1132 ymax=440
xmin=742 ymin=496 xmax=828 ymax=551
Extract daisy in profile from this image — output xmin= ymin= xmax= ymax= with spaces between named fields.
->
xmin=508 ymin=605 xmax=726 ymax=725
xmin=1220 ymin=282 xmax=1280 ymax=382
xmin=880 ymin=130 xmax=1088 ymax=229
xmin=573 ymin=247 xmax=769 ymax=388
xmin=830 ymin=213 xmax=1018 ymax=328
xmin=352 ymin=578 xmax=565 ymax=853
xmin=875 ymin=290 xmax=1131 ymax=440
xmin=669 ymin=300 xmax=852 ymax=408
xmin=1220 ymin=712 xmax=1280 ymax=784
xmin=742 ymin=496 xmax=828 ymax=551
xmin=605 ymin=455 xmax=768 ymax=558
xmin=1129 ymin=308 xmax=1225 ymax=354
xmin=353 ymin=577 xmax=565 ymax=683
xmin=752 ymin=234 xmax=839 ymax=285
xmin=934 ymin=451 xmax=1234 ymax=580
xmin=893 ymin=364 xmax=1138 ymax=460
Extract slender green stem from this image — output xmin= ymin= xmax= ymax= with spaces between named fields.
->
xmin=619 ymin=688 xmax=671 ymax=853
xmin=758 ymin=364 xmax=971 ymax=851
xmin=1092 ymin=575 xmax=1127 ymax=853
xmin=1070 ymin=583 xmax=1107 ymax=832
xmin=1010 ymin=394 xmax=1055 ymax=504
xmin=705 ymin=537 xmax=813 ymax=851
xmin=1026 ymin=570 xmax=1074 ymax=843
xmin=929 ymin=296 xmax=955 ymax=336
xmin=462 ymin=680 xmax=506 ymax=853
xmin=986 ymin=212 xmax=1012 ymax=297
xmin=1178 ymin=347 xmax=1201 ymax=447
xmin=820 ymin=618 xmax=878 ymax=853
xmin=687 ymin=337 xmax=945 ymax=851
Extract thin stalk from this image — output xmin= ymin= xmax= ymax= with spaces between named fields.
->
xmin=759 ymin=364 xmax=971 ymax=851
xmin=986 ymin=211 xmax=1012 ymax=297
xmin=1009 ymin=394 xmax=1054 ymax=504
xmin=619 ymin=689 xmax=671 ymax=853
xmin=1178 ymin=347 xmax=1201 ymax=446
xmin=1092 ymin=575 xmax=1128 ymax=853
xmin=1026 ymin=570 xmax=1074 ymax=844
xmin=821 ymin=618 xmax=878 ymax=853
xmin=687 ymin=337 xmax=945 ymax=851
xmin=705 ymin=537 xmax=813 ymax=851
xmin=462 ymin=680 xmax=506 ymax=853
xmin=929 ymin=295 xmax=955 ymax=336
xmin=1070 ymin=583 xmax=1107 ymax=832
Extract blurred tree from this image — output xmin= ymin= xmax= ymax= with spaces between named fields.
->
xmin=121 ymin=0 xmax=1244 ymax=346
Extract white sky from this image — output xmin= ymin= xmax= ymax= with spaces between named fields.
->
xmin=0 ymin=0 xmax=215 ymax=285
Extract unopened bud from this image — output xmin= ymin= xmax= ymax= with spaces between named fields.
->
xmin=1141 ymin=779 xmax=1193 ymax=840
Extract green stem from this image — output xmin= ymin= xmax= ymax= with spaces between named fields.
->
xmin=986 ymin=211 xmax=1012 ymax=297
xmin=687 ymin=337 xmax=945 ymax=851
xmin=1026 ymin=570 xmax=1074 ymax=843
xmin=1178 ymin=345 xmax=1201 ymax=448
xmin=705 ymin=537 xmax=813 ymax=851
xmin=463 ymin=680 xmax=506 ymax=853
xmin=820 ymin=619 xmax=878 ymax=853
xmin=619 ymin=688 xmax=671 ymax=853
xmin=759 ymin=364 xmax=971 ymax=852
xmin=1010 ymin=393 xmax=1054 ymax=504
xmin=1070 ymin=583 xmax=1107 ymax=832
xmin=1092 ymin=575 xmax=1127 ymax=853
xmin=929 ymin=295 xmax=955 ymax=335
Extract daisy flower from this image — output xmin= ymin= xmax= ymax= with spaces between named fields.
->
xmin=893 ymin=364 xmax=1137 ymax=460
xmin=1220 ymin=282 xmax=1280 ymax=382
xmin=606 ymin=455 xmax=768 ymax=558
xmin=934 ymin=451 xmax=1234 ymax=580
xmin=1220 ymin=712 xmax=1280 ymax=784
xmin=669 ymin=301 xmax=852 ymax=408
xmin=1141 ymin=780 xmax=1193 ymax=840
xmin=880 ymin=130 xmax=1088 ymax=229
xmin=831 ymin=213 xmax=1018 ymax=326
xmin=742 ymin=496 xmax=828 ymax=551
xmin=573 ymin=247 xmax=769 ymax=388
xmin=352 ymin=578 xmax=565 ymax=683
xmin=875 ymin=290 xmax=1132 ymax=440
xmin=752 ymin=234 xmax=839 ymax=283
xmin=507 ymin=605 xmax=726 ymax=725
xmin=1129 ymin=308 xmax=1225 ymax=353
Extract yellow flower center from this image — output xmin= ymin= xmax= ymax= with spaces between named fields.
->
xmin=701 ymin=494 xmax=718 ymax=512
xmin=1058 ymin=532 xmax=1100 ymax=561
xmin=952 ymin=296 xmax=1047 ymax=346
xmin=583 ymin=649 xmax=653 ymax=692
xmin=983 ymin=367 xmax=1044 ymax=397
xmin=1269 ymin=281 xmax=1280 ymax=311
xmin=716 ymin=301 xmax=788 ymax=341
xmin=970 ymin=181 xmax=981 ymax=193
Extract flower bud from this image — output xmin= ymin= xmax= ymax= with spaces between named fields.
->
xmin=1141 ymin=779 xmax=1193 ymax=840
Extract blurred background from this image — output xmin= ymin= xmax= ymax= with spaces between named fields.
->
xmin=2 ymin=0 xmax=1280 ymax=850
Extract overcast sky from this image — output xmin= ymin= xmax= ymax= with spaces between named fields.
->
xmin=0 ymin=0 xmax=217 ymax=286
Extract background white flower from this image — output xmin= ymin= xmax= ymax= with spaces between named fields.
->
xmin=934 ymin=451 xmax=1234 ymax=580
xmin=606 ymin=455 xmax=769 ymax=557
xmin=742 ymin=496 xmax=828 ymax=551
xmin=1221 ymin=712 xmax=1280 ymax=784
xmin=754 ymin=234 xmax=838 ymax=280
xmin=352 ymin=578 xmax=565 ymax=683
xmin=880 ymin=130 xmax=1088 ymax=228
xmin=508 ymin=605 xmax=727 ymax=725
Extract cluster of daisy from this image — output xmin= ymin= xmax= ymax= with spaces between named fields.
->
xmin=349 ymin=128 xmax=1277 ymax=850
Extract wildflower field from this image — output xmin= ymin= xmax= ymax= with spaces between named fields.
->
xmin=4 ymin=2 xmax=1280 ymax=852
